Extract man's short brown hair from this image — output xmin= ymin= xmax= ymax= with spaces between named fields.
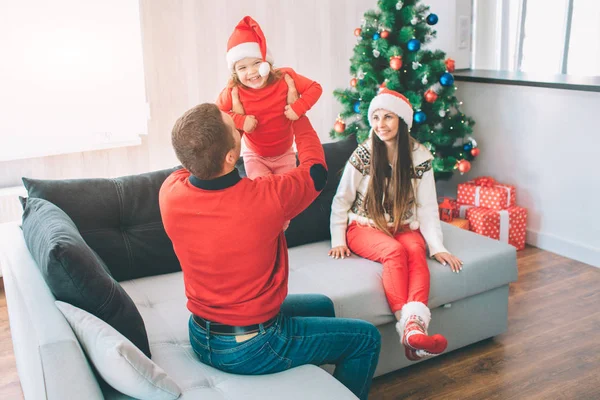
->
xmin=171 ymin=103 xmax=235 ymax=179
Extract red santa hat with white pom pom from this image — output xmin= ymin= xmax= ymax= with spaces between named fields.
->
xmin=226 ymin=16 xmax=274 ymax=77
xmin=368 ymin=88 xmax=415 ymax=130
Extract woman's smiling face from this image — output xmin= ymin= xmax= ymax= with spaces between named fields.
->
xmin=371 ymin=109 xmax=399 ymax=143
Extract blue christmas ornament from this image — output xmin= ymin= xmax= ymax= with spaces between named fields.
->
xmin=440 ymin=72 xmax=455 ymax=86
xmin=353 ymin=101 xmax=361 ymax=113
xmin=407 ymin=39 xmax=421 ymax=52
xmin=373 ymin=33 xmax=380 ymax=40
xmin=414 ymin=111 xmax=426 ymax=123
xmin=426 ymin=14 xmax=439 ymax=25
xmin=463 ymin=142 xmax=473 ymax=151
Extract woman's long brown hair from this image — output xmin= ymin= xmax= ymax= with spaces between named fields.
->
xmin=365 ymin=117 xmax=416 ymax=236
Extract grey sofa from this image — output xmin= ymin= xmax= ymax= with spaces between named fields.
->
xmin=0 ymin=138 xmax=518 ymax=399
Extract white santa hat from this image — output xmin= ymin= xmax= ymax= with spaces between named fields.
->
xmin=368 ymin=88 xmax=414 ymax=130
xmin=226 ymin=16 xmax=274 ymax=77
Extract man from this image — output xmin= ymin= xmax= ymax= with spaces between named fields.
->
xmin=159 ymin=103 xmax=380 ymax=399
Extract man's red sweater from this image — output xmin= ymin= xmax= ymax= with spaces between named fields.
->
xmin=159 ymin=116 xmax=326 ymax=325
xmin=216 ymin=67 xmax=322 ymax=157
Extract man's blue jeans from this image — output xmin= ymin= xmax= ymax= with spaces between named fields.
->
xmin=189 ymin=294 xmax=381 ymax=399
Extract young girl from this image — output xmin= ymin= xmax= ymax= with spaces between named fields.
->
xmin=329 ymin=89 xmax=462 ymax=361
xmin=216 ymin=16 xmax=322 ymax=181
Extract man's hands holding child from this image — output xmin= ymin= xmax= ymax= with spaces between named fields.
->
xmin=284 ymin=105 xmax=299 ymax=121
xmin=231 ymin=86 xmax=257 ymax=132
xmin=329 ymin=246 xmax=351 ymax=259
xmin=231 ymin=87 xmax=245 ymax=115
xmin=433 ymin=252 xmax=463 ymax=273
xmin=284 ymin=74 xmax=299 ymax=104
xmin=284 ymin=74 xmax=300 ymax=121
xmin=243 ymin=115 xmax=258 ymax=132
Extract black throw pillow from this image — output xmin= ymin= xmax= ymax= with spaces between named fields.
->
xmin=22 ymin=167 xmax=181 ymax=282
xmin=21 ymin=197 xmax=151 ymax=357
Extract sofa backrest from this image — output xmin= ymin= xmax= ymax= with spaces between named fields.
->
xmin=23 ymin=168 xmax=182 ymax=281
xmin=22 ymin=137 xmax=357 ymax=280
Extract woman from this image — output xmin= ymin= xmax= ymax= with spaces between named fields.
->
xmin=329 ymin=89 xmax=462 ymax=360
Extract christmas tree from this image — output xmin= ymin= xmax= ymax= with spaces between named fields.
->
xmin=331 ymin=0 xmax=478 ymax=180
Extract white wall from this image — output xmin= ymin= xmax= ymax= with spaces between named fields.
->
xmin=426 ymin=0 xmax=472 ymax=69
xmin=0 ymin=0 xmax=469 ymax=187
xmin=437 ymin=82 xmax=600 ymax=268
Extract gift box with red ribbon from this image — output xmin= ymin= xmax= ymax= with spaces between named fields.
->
xmin=466 ymin=206 xmax=528 ymax=250
xmin=457 ymin=176 xmax=516 ymax=211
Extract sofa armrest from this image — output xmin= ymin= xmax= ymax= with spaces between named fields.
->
xmin=0 ymin=222 xmax=103 ymax=400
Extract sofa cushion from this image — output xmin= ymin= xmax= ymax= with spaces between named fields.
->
xmin=286 ymin=223 xmax=518 ymax=326
xmin=22 ymin=167 xmax=182 ymax=281
xmin=285 ymin=136 xmax=357 ymax=248
xmin=114 ymin=223 xmax=516 ymax=398
xmin=117 ymin=275 xmax=358 ymax=400
xmin=118 ymin=223 xmax=517 ymax=347
xmin=21 ymin=197 xmax=151 ymax=357
xmin=56 ymin=301 xmax=181 ymax=400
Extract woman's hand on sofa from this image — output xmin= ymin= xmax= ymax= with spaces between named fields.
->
xmin=433 ymin=252 xmax=463 ymax=273
xmin=329 ymin=246 xmax=351 ymax=259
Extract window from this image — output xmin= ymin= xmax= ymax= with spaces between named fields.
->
xmin=567 ymin=0 xmax=600 ymax=76
xmin=519 ymin=0 xmax=570 ymax=74
xmin=0 ymin=0 xmax=148 ymax=162
xmin=473 ymin=0 xmax=600 ymax=76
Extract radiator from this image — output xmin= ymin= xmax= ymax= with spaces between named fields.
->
xmin=0 ymin=186 xmax=27 ymax=224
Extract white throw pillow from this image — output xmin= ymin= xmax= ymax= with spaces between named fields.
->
xmin=55 ymin=301 xmax=181 ymax=400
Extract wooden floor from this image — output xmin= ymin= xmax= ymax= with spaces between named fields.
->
xmin=1 ymin=246 xmax=599 ymax=399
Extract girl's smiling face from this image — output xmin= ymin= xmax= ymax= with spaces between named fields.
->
xmin=234 ymin=57 xmax=269 ymax=89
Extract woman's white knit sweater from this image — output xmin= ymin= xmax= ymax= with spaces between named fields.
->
xmin=330 ymin=140 xmax=448 ymax=256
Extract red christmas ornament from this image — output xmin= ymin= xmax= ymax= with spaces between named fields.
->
xmin=424 ymin=89 xmax=438 ymax=103
xmin=334 ymin=116 xmax=346 ymax=133
xmin=354 ymin=28 xmax=362 ymax=36
xmin=390 ymin=56 xmax=403 ymax=70
xmin=457 ymin=160 xmax=471 ymax=174
xmin=380 ymin=30 xmax=390 ymax=39
xmin=350 ymin=78 xmax=357 ymax=87
xmin=471 ymin=148 xmax=480 ymax=157
xmin=445 ymin=58 xmax=456 ymax=73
